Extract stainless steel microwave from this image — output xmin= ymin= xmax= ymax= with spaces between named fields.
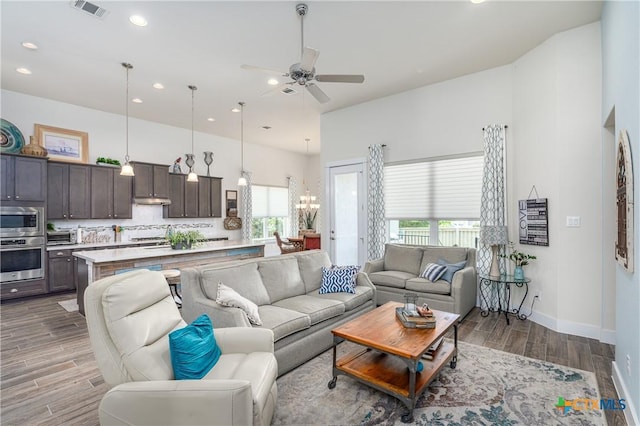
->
xmin=0 ymin=206 xmax=45 ymax=238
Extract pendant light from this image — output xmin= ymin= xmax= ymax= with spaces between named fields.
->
xmin=120 ymin=62 xmax=135 ymax=176
xmin=186 ymin=85 xmax=199 ymax=183
xmin=237 ymin=101 xmax=247 ymax=186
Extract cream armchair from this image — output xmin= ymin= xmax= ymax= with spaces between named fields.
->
xmin=84 ymin=269 xmax=278 ymax=426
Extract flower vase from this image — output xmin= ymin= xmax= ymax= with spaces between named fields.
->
xmin=203 ymin=151 xmax=213 ymax=176
xmin=514 ymin=266 xmax=525 ymax=280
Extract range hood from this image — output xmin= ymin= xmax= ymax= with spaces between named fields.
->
xmin=133 ymin=197 xmax=172 ymax=205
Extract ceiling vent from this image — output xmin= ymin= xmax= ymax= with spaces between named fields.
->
xmin=281 ymin=87 xmax=297 ymax=95
xmin=70 ymin=1 xmax=108 ymax=19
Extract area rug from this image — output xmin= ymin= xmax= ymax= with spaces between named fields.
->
xmin=273 ymin=341 xmax=604 ymax=425
xmin=57 ymin=298 xmax=78 ymax=312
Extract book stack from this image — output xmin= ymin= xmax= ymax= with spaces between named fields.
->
xmin=400 ymin=308 xmax=437 ymax=329
xmin=422 ymin=336 xmax=444 ymax=360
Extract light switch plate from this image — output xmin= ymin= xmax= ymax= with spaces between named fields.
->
xmin=566 ymin=216 xmax=581 ymax=227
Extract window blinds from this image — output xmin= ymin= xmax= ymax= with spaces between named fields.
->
xmin=251 ymin=185 xmax=289 ymax=218
xmin=384 ymin=155 xmax=483 ymax=220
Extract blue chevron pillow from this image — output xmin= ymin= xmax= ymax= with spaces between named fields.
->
xmin=319 ymin=266 xmax=359 ymax=294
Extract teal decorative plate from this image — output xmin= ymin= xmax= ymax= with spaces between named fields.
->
xmin=1 ymin=119 xmax=25 ymax=153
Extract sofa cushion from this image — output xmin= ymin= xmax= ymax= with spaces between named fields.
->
xmin=420 ymin=247 xmax=469 ymax=274
xmin=368 ymin=270 xmax=415 ymax=289
xmin=437 ymin=259 xmax=467 ymax=283
xmin=273 ymin=295 xmax=345 ymax=325
xmin=406 ymin=277 xmax=451 ymax=295
xmin=384 ymin=244 xmax=423 ymax=275
xmin=320 ymin=266 xmax=358 ymax=294
xmin=258 ymin=257 xmax=306 ymax=303
xmin=309 ymin=284 xmax=374 ymax=312
xmin=169 ymin=314 xmax=220 ymax=380
xmin=420 ymin=263 xmax=447 ymax=282
xmin=216 ymin=282 xmax=262 ymax=325
xmin=256 ymin=305 xmax=311 ymax=342
xmin=297 ymin=251 xmax=333 ymax=293
xmin=201 ymin=263 xmax=270 ymax=306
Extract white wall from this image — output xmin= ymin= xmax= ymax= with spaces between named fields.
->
xmin=602 ymin=1 xmax=640 ymax=423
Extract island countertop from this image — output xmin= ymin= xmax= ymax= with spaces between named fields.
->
xmin=72 ymin=239 xmax=264 ymax=264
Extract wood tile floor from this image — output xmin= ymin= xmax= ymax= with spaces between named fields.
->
xmin=0 ymin=293 xmax=627 ymax=425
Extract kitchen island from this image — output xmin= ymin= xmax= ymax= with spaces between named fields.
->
xmin=73 ymin=240 xmax=264 ymax=315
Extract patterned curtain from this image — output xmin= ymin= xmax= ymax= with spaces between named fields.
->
xmin=240 ymin=171 xmax=252 ymax=240
xmin=478 ymin=125 xmax=507 ymax=275
xmin=288 ymin=177 xmax=298 ymax=237
xmin=367 ymin=144 xmax=386 ymax=260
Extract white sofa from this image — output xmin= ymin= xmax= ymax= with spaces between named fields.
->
xmin=181 ymin=250 xmax=376 ymax=376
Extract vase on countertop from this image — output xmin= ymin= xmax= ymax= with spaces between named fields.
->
xmin=514 ymin=266 xmax=524 ymax=280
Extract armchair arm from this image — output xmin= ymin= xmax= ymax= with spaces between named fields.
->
xmin=451 ymin=266 xmax=477 ymax=318
xmin=363 ymin=258 xmax=384 ymax=274
xmin=215 ymin=327 xmax=274 ymax=354
xmin=99 ymin=380 xmax=253 ymax=426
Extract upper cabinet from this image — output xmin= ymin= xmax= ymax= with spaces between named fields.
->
xmin=198 ymin=176 xmax=222 ymax=218
xmin=131 ymin=162 xmax=169 ymax=200
xmin=47 ymin=162 xmax=90 ymax=220
xmin=165 ymin=174 xmax=221 ymax=219
xmin=1 ymin=154 xmax=47 ymax=203
xmin=90 ymin=166 xmax=132 ymax=219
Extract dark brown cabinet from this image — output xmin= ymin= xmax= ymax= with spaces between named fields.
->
xmin=90 ymin=166 xmax=132 ymax=219
xmin=47 ymin=162 xmax=91 ymax=220
xmin=165 ymin=173 xmax=187 ymax=218
xmin=131 ymin=162 xmax=169 ymax=199
xmin=197 ymin=176 xmax=222 ymax=218
xmin=47 ymin=249 xmax=76 ymax=292
xmin=164 ymin=174 xmax=220 ymax=218
xmin=1 ymin=154 xmax=47 ymax=203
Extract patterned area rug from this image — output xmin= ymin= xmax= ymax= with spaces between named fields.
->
xmin=273 ymin=341 xmax=604 ymax=425
xmin=57 ymin=298 xmax=78 ymax=312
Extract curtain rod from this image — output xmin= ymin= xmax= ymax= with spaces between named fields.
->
xmin=482 ymin=125 xmax=508 ymax=131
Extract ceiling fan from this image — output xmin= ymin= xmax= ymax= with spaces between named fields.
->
xmin=241 ymin=3 xmax=365 ymax=104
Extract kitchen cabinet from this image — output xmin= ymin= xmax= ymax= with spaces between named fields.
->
xmin=1 ymin=154 xmax=47 ymax=203
xmin=47 ymin=249 xmax=76 ymax=292
xmin=90 ymin=166 xmax=132 ymax=219
xmin=47 ymin=162 xmax=91 ymax=220
xmin=131 ymin=162 xmax=169 ymax=199
xmin=164 ymin=173 xmax=205 ymax=218
xmin=198 ymin=176 xmax=222 ymax=218
xmin=185 ymin=178 xmax=198 ymax=217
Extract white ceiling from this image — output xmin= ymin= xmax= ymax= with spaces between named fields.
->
xmin=1 ymin=1 xmax=602 ymax=154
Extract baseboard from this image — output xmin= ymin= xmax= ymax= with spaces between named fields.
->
xmin=612 ymin=361 xmax=639 ymax=426
xmin=599 ymin=328 xmax=616 ymax=345
xmin=528 ymin=309 xmax=615 ymax=344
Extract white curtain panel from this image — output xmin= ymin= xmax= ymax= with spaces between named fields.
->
xmin=479 ymin=125 xmax=508 ymax=276
xmin=367 ymin=144 xmax=386 ymax=260
xmin=288 ymin=177 xmax=298 ymax=236
xmin=240 ymin=171 xmax=252 ymax=240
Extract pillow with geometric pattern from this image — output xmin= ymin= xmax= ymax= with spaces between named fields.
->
xmin=319 ymin=266 xmax=358 ymax=294
xmin=420 ymin=263 xmax=447 ymax=282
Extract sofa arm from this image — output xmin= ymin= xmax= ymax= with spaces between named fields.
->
xmin=363 ymin=258 xmax=384 ymax=274
xmin=451 ymin=266 xmax=477 ymax=318
xmin=215 ymin=328 xmax=274 ymax=354
xmin=355 ymin=272 xmax=377 ymax=305
xmin=186 ymin=296 xmax=252 ymax=328
xmin=99 ymin=380 xmax=253 ymax=426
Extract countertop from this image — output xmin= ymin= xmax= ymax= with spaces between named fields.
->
xmin=46 ymin=239 xmax=166 ymax=251
xmin=72 ymin=239 xmax=264 ymax=263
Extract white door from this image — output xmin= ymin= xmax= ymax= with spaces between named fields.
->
xmin=328 ymin=162 xmax=366 ymax=266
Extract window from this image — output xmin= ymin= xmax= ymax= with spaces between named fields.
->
xmin=385 ymin=155 xmax=483 ymax=248
xmin=251 ymin=185 xmax=289 ymax=240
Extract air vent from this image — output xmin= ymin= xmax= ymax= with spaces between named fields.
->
xmin=281 ymin=87 xmax=297 ymax=95
xmin=70 ymin=0 xmax=108 ymax=18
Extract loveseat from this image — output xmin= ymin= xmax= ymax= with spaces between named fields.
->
xmin=181 ymin=250 xmax=376 ymax=376
xmin=363 ymin=244 xmax=477 ymax=319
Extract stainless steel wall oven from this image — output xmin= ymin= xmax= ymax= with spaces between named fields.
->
xmin=0 ymin=206 xmax=46 ymax=284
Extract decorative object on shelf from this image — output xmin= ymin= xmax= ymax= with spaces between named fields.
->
xmin=1 ymin=118 xmax=25 ymax=153
xmin=226 ymin=190 xmax=238 ymax=217
xmin=172 ymin=157 xmax=183 ymax=174
xmin=296 ymin=138 xmax=320 ymax=230
xmin=519 ymin=186 xmax=548 ymax=246
xmin=186 ymin=85 xmax=198 ymax=183
xmin=223 ymin=217 xmax=242 ymax=231
xmin=34 ymin=123 xmax=88 ymax=164
xmin=615 ymin=130 xmax=634 ymax=272
xmin=20 ymin=136 xmax=48 ymax=157
xmin=500 ymin=241 xmax=536 ymax=280
xmin=237 ymin=102 xmax=247 ymax=186
xmin=96 ymin=157 xmax=121 ymax=167
xmin=166 ymin=230 xmax=205 ymax=250
xmin=204 ymin=151 xmax=213 ymax=176
xmin=120 ymin=62 xmax=135 ymax=176
xmin=480 ymin=225 xmax=508 ymax=278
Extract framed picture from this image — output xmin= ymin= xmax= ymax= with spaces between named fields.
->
xmin=518 ymin=198 xmax=549 ymax=246
xmin=34 ymin=124 xmax=88 ymax=163
xmin=226 ymin=190 xmax=238 ymax=217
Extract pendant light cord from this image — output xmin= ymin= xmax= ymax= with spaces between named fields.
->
xmin=122 ymin=62 xmax=132 ymax=163
xmin=188 ymin=85 xmax=197 ymax=172
xmin=240 ymin=102 xmax=245 ymax=173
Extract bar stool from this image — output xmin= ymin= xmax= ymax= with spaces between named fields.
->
xmin=161 ymin=269 xmax=182 ymax=307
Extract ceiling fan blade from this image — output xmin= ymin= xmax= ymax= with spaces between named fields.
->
xmin=315 ymin=74 xmax=365 ymax=84
xmin=261 ymin=82 xmax=294 ymax=97
xmin=241 ymin=64 xmax=288 ymax=76
xmin=306 ymin=83 xmax=330 ymax=104
xmin=300 ymin=47 xmax=319 ymax=72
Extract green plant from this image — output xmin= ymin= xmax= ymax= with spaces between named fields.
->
xmin=500 ymin=242 xmax=537 ymax=266
xmin=47 ymin=222 xmax=55 ymax=231
xmin=166 ymin=230 xmax=205 ymax=249
xmin=96 ymin=157 xmax=121 ymax=166
xmin=302 ymin=210 xmax=317 ymax=230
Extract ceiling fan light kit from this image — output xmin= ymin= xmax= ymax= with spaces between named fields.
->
xmin=241 ymin=3 xmax=364 ymax=104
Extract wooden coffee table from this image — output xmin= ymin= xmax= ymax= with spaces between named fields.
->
xmin=328 ymin=302 xmax=460 ymax=423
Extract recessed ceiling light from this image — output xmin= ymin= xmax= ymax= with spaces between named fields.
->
xmin=21 ymin=42 xmax=38 ymax=50
xmin=267 ymin=78 xmax=279 ymax=86
xmin=470 ymin=0 xmax=486 ymax=3
xmin=207 ymin=117 xmax=216 ymax=122
xmin=132 ymin=98 xmax=143 ymax=103
xmin=152 ymin=83 xmax=164 ymax=89
xmin=129 ymin=15 xmax=148 ymax=27
xmin=231 ymin=107 xmax=240 ymax=113
xmin=261 ymin=126 xmax=272 ymax=130
xmin=16 ymin=67 xmax=32 ymax=75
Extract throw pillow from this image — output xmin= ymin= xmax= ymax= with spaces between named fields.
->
xmin=420 ymin=263 xmax=447 ymax=282
xmin=436 ymin=259 xmax=467 ymax=283
xmin=319 ymin=266 xmax=358 ymax=294
xmin=169 ymin=314 xmax=221 ymax=380
xmin=216 ymin=282 xmax=262 ymax=325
